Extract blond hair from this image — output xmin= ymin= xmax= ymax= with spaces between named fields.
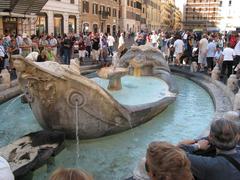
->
xmin=50 ymin=168 xmax=93 ymax=180
xmin=146 ymin=141 xmax=193 ymax=180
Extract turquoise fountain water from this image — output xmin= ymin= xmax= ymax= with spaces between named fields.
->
xmin=92 ymin=76 xmax=170 ymax=105
xmin=0 ymin=76 xmax=214 ymax=180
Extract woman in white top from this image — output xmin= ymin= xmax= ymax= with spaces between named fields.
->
xmin=221 ymin=43 xmax=235 ymax=77
xmin=118 ymin=33 xmax=125 ymax=49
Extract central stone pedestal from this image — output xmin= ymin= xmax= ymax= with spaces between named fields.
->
xmin=97 ymin=67 xmax=128 ymax=91
xmin=129 ymin=58 xmax=154 ymax=76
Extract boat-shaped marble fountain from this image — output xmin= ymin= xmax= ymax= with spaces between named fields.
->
xmin=12 ymin=45 xmax=178 ymax=139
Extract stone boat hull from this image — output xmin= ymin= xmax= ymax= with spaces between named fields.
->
xmin=13 ymin=46 xmax=177 ymax=139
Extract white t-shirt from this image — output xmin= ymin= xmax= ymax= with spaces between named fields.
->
xmin=234 ymin=41 xmax=240 ymax=55
xmin=207 ymin=42 xmax=216 ymax=57
xmin=0 ymin=156 xmax=14 ymax=180
xmin=174 ymin=39 xmax=184 ymax=54
xmin=151 ymin=34 xmax=158 ymax=44
xmin=107 ymin=36 xmax=115 ymax=47
xmin=199 ymin=38 xmax=208 ymax=53
xmin=222 ymin=47 xmax=235 ymax=61
xmin=49 ymin=38 xmax=58 ymax=47
xmin=118 ymin=35 xmax=125 ymax=48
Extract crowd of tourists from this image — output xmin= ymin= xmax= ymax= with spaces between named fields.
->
xmin=1 ymin=30 xmax=240 ymax=79
xmin=0 ymin=31 xmax=120 ymax=78
xmin=135 ymin=30 xmax=240 ymax=79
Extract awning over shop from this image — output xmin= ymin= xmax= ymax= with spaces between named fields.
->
xmin=0 ymin=0 xmax=48 ymax=15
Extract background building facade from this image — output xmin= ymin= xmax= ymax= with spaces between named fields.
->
xmin=145 ymin=0 xmax=161 ymax=31
xmin=183 ymin=0 xmax=221 ymax=31
xmin=219 ymin=0 xmax=240 ymax=31
xmin=120 ymin=0 xmax=143 ymax=33
xmin=37 ymin=0 xmax=80 ymax=36
xmin=0 ymin=0 xmax=48 ymax=35
xmin=0 ymin=0 xmax=183 ymax=36
xmin=80 ymin=0 xmax=120 ymax=36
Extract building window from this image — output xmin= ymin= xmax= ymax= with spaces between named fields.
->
xmin=107 ymin=25 xmax=111 ymax=34
xmin=100 ymin=5 xmax=104 ymax=13
xmin=127 ymin=0 xmax=129 ymax=6
xmin=113 ymin=9 xmax=117 ymax=17
xmin=36 ymin=13 xmax=48 ymax=36
xmin=83 ymin=23 xmax=89 ymax=34
xmin=68 ymin=15 xmax=76 ymax=33
xmin=112 ymin=25 xmax=116 ymax=36
xmin=92 ymin=3 xmax=98 ymax=14
xmin=107 ymin=7 xmax=111 ymax=16
xmin=82 ymin=1 xmax=89 ymax=13
xmin=229 ymin=0 xmax=232 ymax=6
xmin=54 ymin=14 xmax=63 ymax=36
xmin=93 ymin=24 xmax=98 ymax=33
xmin=70 ymin=0 xmax=74 ymax=4
xmin=220 ymin=1 xmax=222 ymax=6
xmin=193 ymin=8 xmax=195 ymax=12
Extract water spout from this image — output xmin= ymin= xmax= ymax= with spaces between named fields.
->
xmin=4 ymin=94 xmax=22 ymax=114
xmin=75 ymin=99 xmax=80 ymax=166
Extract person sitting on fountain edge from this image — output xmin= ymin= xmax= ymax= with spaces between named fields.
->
xmin=178 ymin=111 xmax=240 ymax=157
xmin=178 ymin=118 xmax=240 ymax=180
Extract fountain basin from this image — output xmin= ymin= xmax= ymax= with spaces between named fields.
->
xmin=0 ymin=75 xmax=218 ymax=180
xmin=12 ymin=46 xmax=177 ymax=139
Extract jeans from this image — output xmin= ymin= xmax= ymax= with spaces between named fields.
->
xmin=221 ymin=60 xmax=234 ymax=78
xmin=108 ymin=46 xmax=114 ymax=56
xmin=63 ymin=48 xmax=71 ymax=65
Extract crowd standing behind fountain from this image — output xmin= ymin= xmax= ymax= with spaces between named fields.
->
xmin=1 ymin=30 xmax=240 ymax=80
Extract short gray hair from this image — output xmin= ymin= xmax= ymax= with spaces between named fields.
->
xmin=210 ymin=118 xmax=239 ymax=150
